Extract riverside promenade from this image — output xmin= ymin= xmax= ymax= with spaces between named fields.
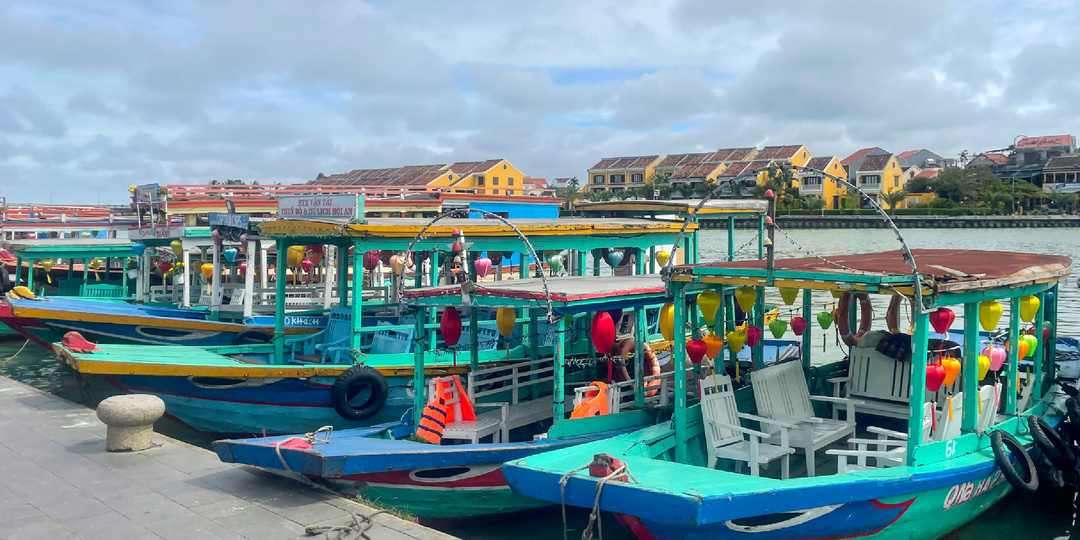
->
xmin=0 ymin=376 xmax=456 ymax=540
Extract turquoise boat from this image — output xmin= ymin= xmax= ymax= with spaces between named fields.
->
xmin=503 ymin=167 xmax=1075 ymax=540
xmin=54 ymin=202 xmax=769 ymax=434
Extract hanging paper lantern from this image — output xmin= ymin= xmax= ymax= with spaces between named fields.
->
xmin=1014 ymin=340 xmax=1030 ymax=363
xmin=1019 ymin=295 xmax=1040 ymax=323
xmin=200 ymin=262 xmax=214 ymax=279
xmin=548 ymin=255 xmax=563 ymax=275
xmin=1043 ymin=321 xmax=1053 ymax=341
xmin=926 ymin=363 xmax=946 ymax=392
xmin=817 ymin=311 xmax=834 ymax=329
xmin=830 ymin=290 xmax=843 ymax=299
xmin=496 ymin=308 xmax=516 ymax=337
xmin=929 ymin=307 xmax=955 ymax=335
xmin=591 ymin=312 xmax=616 ymax=355
xmin=1021 ymin=334 xmax=1038 ymax=358
xmin=42 ymin=259 xmax=54 ymax=273
xmin=388 ymin=255 xmax=405 ymax=275
xmin=223 ymin=248 xmax=239 ymax=263
xmin=735 ymin=286 xmax=757 ymax=313
xmin=686 ymin=339 xmax=708 ymax=365
xmin=791 ymin=317 xmax=808 ymax=336
xmin=211 ymin=229 xmax=222 ymax=245
xmin=779 ymin=288 xmax=799 ymax=306
xmin=654 ymin=251 xmax=671 ymax=267
xmin=474 ymin=257 xmax=492 ymax=278
xmin=746 ymin=326 xmax=762 ymax=348
xmin=379 ymin=250 xmax=393 ymax=264
xmin=768 ymin=319 xmax=789 ymax=339
xmin=979 ymin=345 xmax=1005 ymax=371
xmin=726 ymin=330 xmax=747 ymax=353
xmin=941 ymin=356 xmax=962 ymax=386
xmin=132 ymin=242 xmax=146 ymax=256
xmin=169 ymin=240 xmax=183 ymax=257
xmin=977 ymin=355 xmax=991 ymax=379
xmin=238 ymin=262 xmax=247 ymax=277
xmin=440 ymin=307 xmax=463 ymax=347
xmin=157 ymin=261 xmax=172 ymax=275
xmin=703 ymin=333 xmax=724 ymax=358
xmin=487 ymin=251 xmax=501 ymax=263
xmin=286 ymin=246 xmax=304 ymax=268
xmin=451 ymin=241 xmax=464 ymax=252
xmin=80 ymin=232 xmax=90 ymax=238
xmin=696 ymin=290 xmax=721 ymax=325
xmin=362 ymin=251 xmax=379 ymax=271
xmin=239 ymin=233 xmax=249 ymax=245
xmin=90 ymin=258 xmax=103 ymax=270
xmin=978 ymin=301 xmax=1003 ymax=331
xmin=604 ymin=250 xmax=623 ymax=268
xmin=659 ymin=303 xmax=675 ymax=342
xmin=301 ymin=258 xmax=314 ymax=273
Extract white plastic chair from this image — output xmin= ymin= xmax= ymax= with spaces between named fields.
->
xmin=934 ymin=392 xmax=964 ymax=442
xmin=827 ymin=402 xmax=934 ymax=473
xmin=700 ymin=375 xmax=795 ymax=478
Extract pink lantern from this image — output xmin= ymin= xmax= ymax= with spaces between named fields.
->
xmin=981 ymin=345 xmax=1007 ymax=371
xmin=746 ymin=326 xmax=762 ymax=347
xmin=474 ymin=257 xmax=493 ymax=278
xmin=929 ymin=307 xmax=955 ymax=335
xmin=301 ymin=259 xmax=314 ymax=272
xmin=591 ymin=312 xmax=616 ymax=355
xmin=791 ymin=317 xmax=807 ymax=336
xmin=440 ymin=307 xmax=463 ymax=347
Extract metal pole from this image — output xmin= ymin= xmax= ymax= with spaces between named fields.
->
xmin=553 ymin=316 xmax=566 ymax=424
xmin=802 ymin=289 xmax=812 ymax=367
xmin=413 ymin=309 xmax=427 ymax=426
xmin=274 ymin=239 xmax=287 ymax=364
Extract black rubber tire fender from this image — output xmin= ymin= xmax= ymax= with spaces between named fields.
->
xmin=991 ymin=430 xmax=1039 ymax=494
xmin=1027 ymin=415 xmax=1076 ymax=470
xmin=330 ymin=365 xmax=389 ymax=422
xmin=232 ymin=329 xmax=272 ymax=345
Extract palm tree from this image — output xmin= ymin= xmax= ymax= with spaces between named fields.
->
xmin=802 ymin=196 xmax=825 ymax=212
xmin=882 ymin=189 xmax=909 ymax=212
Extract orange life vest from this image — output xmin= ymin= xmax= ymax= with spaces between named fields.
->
xmin=643 ymin=344 xmax=661 ymax=397
xmin=571 ymin=381 xmax=610 ymax=419
xmin=416 ymin=398 xmax=448 ymax=444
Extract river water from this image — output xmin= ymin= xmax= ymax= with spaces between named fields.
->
xmin=1 ymin=227 xmax=1078 ymax=539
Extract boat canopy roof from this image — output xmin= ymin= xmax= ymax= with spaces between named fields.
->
xmin=673 ymin=249 xmax=1071 ymax=297
xmin=402 ymin=275 xmax=669 ymax=314
xmin=258 ymin=217 xmax=694 ymax=252
xmin=574 ymin=199 xmax=767 ymax=217
xmin=1 ymin=238 xmax=138 ymax=259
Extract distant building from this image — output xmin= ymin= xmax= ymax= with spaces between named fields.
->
xmin=1042 ymin=156 xmax=1080 ymax=193
xmin=968 ymin=153 xmax=1009 ymax=168
xmin=586 ymin=155 xmax=661 ymax=194
xmin=841 ymin=147 xmax=890 ymax=179
xmin=312 ymin=159 xmax=530 ymax=196
xmin=654 ymin=152 xmax=712 ymax=178
xmin=987 ymin=134 xmax=1075 ymax=184
xmin=896 ymin=149 xmax=951 ymax=169
xmin=799 ymin=156 xmax=848 ymax=209
xmin=854 ymin=153 xmax=906 ymax=208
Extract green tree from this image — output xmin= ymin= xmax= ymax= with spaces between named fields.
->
xmin=643 ymin=171 xmax=673 ymax=200
xmin=802 ymin=196 xmax=825 ymax=212
xmin=675 ymin=183 xmax=694 ymax=199
xmin=694 ymin=179 xmax=717 ymax=198
xmin=881 ymin=189 xmax=909 ymax=212
xmin=210 ymin=179 xmax=257 ymax=185
xmin=1052 ymin=192 xmax=1079 ymax=214
xmin=557 ymin=177 xmax=582 ymax=206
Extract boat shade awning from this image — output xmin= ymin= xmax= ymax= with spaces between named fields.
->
xmin=402 ymin=275 xmax=670 ymax=313
xmin=1 ymin=238 xmax=138 ymax=259
xmin=673 ymin=249 xmax=1072 ymax=294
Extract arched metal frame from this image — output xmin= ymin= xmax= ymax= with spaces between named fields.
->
xmin=392 ymin=208 xmax=556 ymax=322
xmin=661 ymin=165 xmax=927 ymax=313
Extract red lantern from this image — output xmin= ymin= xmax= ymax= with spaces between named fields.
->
xmin=440 ymin=307 xmax=463 ymax=347
xmin=929 ymin=307 xmax=955 ymax=335
xmin=686 ymin=339 xmax=708 ymax=365
xmin=591 ymin=312 xmax=616 ymax=355
xmin=926 ymin=362 xmax=946 ymax=392
xmin=157 ymin=261 xmax=172 ymax=274
xmin=746 ymin=326 xmax=762 ymax=347
xmin=791 ymin=317 xmax=807 ymax=336
xmin=238 ymin=262 xmax=247 ymax=277
xmin=378 ymin=250 xmax=393 ymax=264
xmin=362 ymin=250 xmax=379 ymax=271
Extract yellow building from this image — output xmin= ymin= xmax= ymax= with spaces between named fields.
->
xmin=654 ymin=152 xmax=712 ymax=178
xmin=854 ymin=153 xmax=907 ymax=208
xmin=586 ymin=155 xmax=662 ymax=194
xmin=800 ymin=156 xmax=848 ymax=209
xmin=751 ymin=145 xmax=812 ymax=185
xmin=311 ymin=159 xmax=530 ymax=196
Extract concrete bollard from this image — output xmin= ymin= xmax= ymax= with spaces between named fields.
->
xmin=96 ymin=394 xmax=166 ymax=452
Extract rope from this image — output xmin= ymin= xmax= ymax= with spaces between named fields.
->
xmin=5 ymin=339 xmax=29 ymax=360
xmin=559 ymin=464 xmax=592 ymax=540
xmin=558 ymin=460 xmax=640 ymax=540
xmin=304 ymin=510 xmax=388 ymax=539
xmin=274 ymin=426 xmax=333 ymax=472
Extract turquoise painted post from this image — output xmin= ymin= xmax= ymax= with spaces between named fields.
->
xmin=727 ymin=217 xmax=735 ymax=262
xmin=350 ymin=243 xmax=364 ymax=352
xmin=576 ymin=250 xmax=586 ymax=277
xmin=13 ymin=257 xmax=21 ymax=287
xmin=906 ymin=310 xmax=930 ymax=464
xmin=846 ymin=293 xmax=857 ymax=337
xmin=1046 ymin=285 xmax=1059 ymax=397
xmin=802 ymin=289 xmax=813 ymax=367
xmin=82 ymin=257 xmax=88 ymax=286
xmin=274 ymin=239 xmax=287 ymax=364
xmin=649 ymin=246 xmax=656 ymax=274
xmin=757 ymin=215 xmax=764 ymax=260
xmin=520 ymin=252 xmax=529 ymax=279
xmin=428 ymin=251 xmax=439 ymax=347
xmin=673 ymin=283 xmax=689 ymax=464
xmin=1033 ymin=292 xmax=1045 ymax=395
xmin=692 ymin=221 xmax=700 ymax=264
xmin=961 ymin=303 xmax=979 ymax=432
xmin=634 ymin=305 xmax=646 ymax=409
xmin=592 ymin=250 xmax=601 ymax=277
xmin=337 ymin=245 xmax=349 ymax=306
xmin=752 ymin=286 xmax=765 ymax=370
xmin=528 ymin=308 xmax=539 ymax=360
xmin=683 ymin=235 xmax=693 ymax=266
xmin=553 ymin=316 xmax=566 ymax=423
xmin=469 ymin=307 xmax=479 ymax=372
xmin=1006 ymin=297 xmax=1020 ymax=414
xmin=413 ymin=309 xmax=427 ymax=426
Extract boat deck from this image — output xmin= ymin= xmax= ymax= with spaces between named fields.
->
xmin=55 ymin=344 xmax=352 ymax=378
xmin=0 ymin=376 xmax=454 ymax=540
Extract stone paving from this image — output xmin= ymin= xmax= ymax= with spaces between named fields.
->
xmin=0 ymin=376 xmax=457 ymax=540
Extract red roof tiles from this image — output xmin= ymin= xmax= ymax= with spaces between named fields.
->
xmin=805 ymin=156 xmax=836 ymax=171
xmin=705 ymin=147 xmax=756 ymax=163
xmin=897 ymin=149 xmax=923 ymax=159
xmin=589 ymin=155 xmax=659 ymax=171
xmin=841 ymin=148 xmax=876 ymax=166
xmin=671 ymin=163 xmax=721 ymax=180
xmin=859 ymin=154 xmax=894 ymax=172
xmin=916 ymin=170 xmax=939 ymax=178
xmin=754 ymin=145 xmax=803 ymax=161
xmin=657 ymin=152 xmax=711 ymax=168
xmin=979 ymin=153 xmax=1009 ymax=165
xmin=717 ymin=161 xmax=756 ymax=177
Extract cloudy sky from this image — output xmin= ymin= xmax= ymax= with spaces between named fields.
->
xmin=1 ymin=0 xmax=1078 ymax=204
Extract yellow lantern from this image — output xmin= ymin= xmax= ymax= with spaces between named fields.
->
xmin=735 ymin=286 xmax=757 ymax=313
xmin=830 ymin=289 xmax=843 ymax=299
xmin=659 ymin=303 xmax=675 ymax=342
xmin=496 ymin=308 xmax=516 ymax=337
xmin=779 ymin=287 xmax=799 ymax=306
xmin=726 ymin=330 xmax=747 ymax=353
xmin=977 ymin=355 xmax=991 ymax=380
xmin=703 ymin=332 xmax=724 ymax=359
xmin=42 ymin=259 xmax=54 ymax=283
xmin=170 ymin=240 xmax=183 ymax=257
xmin=286 ymin=246 xmax=304 ymax=268
xmin=200 ymin=262 xmax=214 ymax=279
xmin=90 ymin=258 xmax=103 ymax=281
xmin=979 ymin=301 xmax=1003 ymax=331
xmin=654 ymin=251 xmax=671 ymax=267
xmin=697 ymin=290 xmax=721 ymax=326
xmin=1019 ymin=296 xmax=1040 ymax=323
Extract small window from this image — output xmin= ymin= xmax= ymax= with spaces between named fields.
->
xmin=611 ymin=174 xmax=625 ymax=183
xmin=508 ymin=178 xmax=514 ymax=186
xmin=493 ymin=177 xmax=499 ymax=186
xmin=593 ymin=174 xmax=604 ymax=184
xmin=507 ymin=190 xmax=514 ymax=195
xmin=631 ymin=173 xmax=643 ymax=183
xmin=503 ymin=164 xmax=507 ymax=170
xmin=492 ymin=189 xmax=499 ymax=194
xmin=478 ymin=177 xmax=485 ymax=186
xmin=803 ymin=151 xmax=808 ymax=159
xmin=894 ymin=175 xmax=900 ymax=187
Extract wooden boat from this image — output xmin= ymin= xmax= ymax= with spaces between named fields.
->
xmin=55 ymin=205 xmax=765 ymax=435
xmin=503 ymin=244 xmax=1072 ymax=539
xmin=213 ymin=274 xmax=682 ymax=518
